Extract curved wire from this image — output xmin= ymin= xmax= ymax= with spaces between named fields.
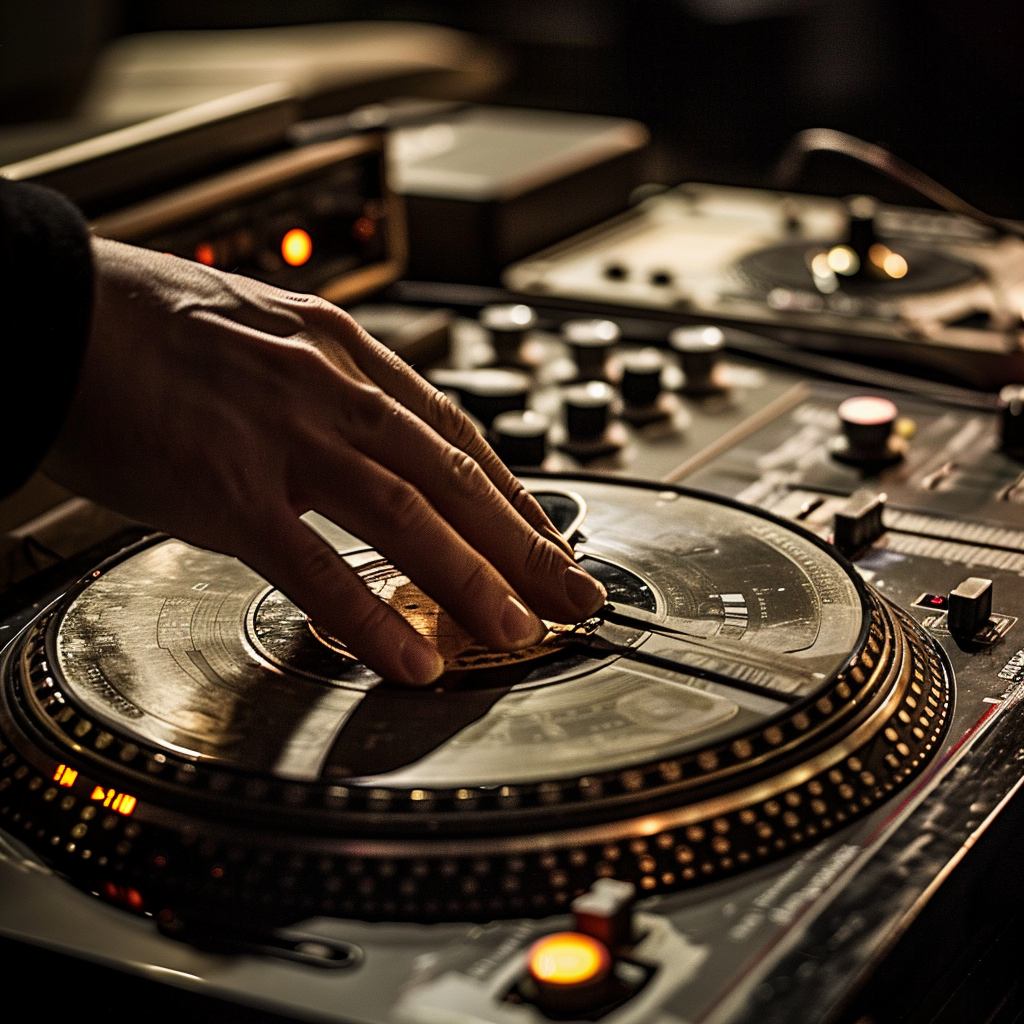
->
xmin=772 ymin=128 xmax=1024 ymax=240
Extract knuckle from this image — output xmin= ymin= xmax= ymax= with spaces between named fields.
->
xmin=378 ymin=477 xmax=429 ymax=528
xmin=339 ymin=380 xmax=393 ymax=435
xmin=521 ymin=529 xmax=559 ymax=578
xmin=292 ymin=540 xmax=342 ymax=590
xmin=447 ymin=448 xmax=488 ymax=494
xmin=429 ymin=388 xmax=480 ymax=446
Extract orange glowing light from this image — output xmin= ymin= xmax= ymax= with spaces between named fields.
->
xmin=281 ymin=228 xmax=313 ymax=266
xmin=194 ymin=242 xmax=216 ymax=266
xmin=91 ymin=786 xmax=137 ymax=816
xmin=53 ymin=764 xmax=78 ymax=787
xmin=528 ymin=932 xmax=610 ymax=987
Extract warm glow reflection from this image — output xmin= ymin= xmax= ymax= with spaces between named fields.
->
xmin=281 ymin=228 xmax=313 ymax=267
xmin=868 ymin=244 xmax=909 ymax=280
xmin=811 ymin=253 xmax=833 ymax=278
xmin=826 ymin=245 xmax=859 ymax=275
xmin=883 ymin=252 xmax=908 ymax=278
xmin=528 ymin=932 xmax=610 ymax=986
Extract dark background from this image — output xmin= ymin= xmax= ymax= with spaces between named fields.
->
xmin=2 ymin=1 xmax=1022 ymax=213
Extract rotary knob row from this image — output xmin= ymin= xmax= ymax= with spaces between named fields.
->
xmin=477 ymin=305 xmax=727 ymax=396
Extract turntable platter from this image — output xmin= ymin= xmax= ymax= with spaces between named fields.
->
xmin=0 ymin=478 xmax=951 ymax=925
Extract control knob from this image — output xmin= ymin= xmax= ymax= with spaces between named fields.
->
xmin=998 ymin=384 xmax=1024 ymax=459
xmin=669 ymin=325 xmax=726 ymax=395
xmin=559 ymin=381 xmax=623 ymax=460
xmin=619 ymin=348 xmax=668 ymax=424
xmin=480 ymin=304 xmax=537 ymax=366
xmin=562 ymin=318 xmax=620 ymax=381
xmin=831 ymin=395 xmax=904 ymax=467
xmin=491 ymin=410 xmax=550 ymax=468
xmin=428 ymin=368 xmax=530 ymax=429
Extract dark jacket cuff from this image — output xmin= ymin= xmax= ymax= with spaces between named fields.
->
xmin=0 ymin=177 xmax=94 ymax=497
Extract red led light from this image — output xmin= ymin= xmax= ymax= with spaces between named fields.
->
xmin=352 ymin=216 xmax=376 ymax=242
xmin=281 ymin=228 xmax=313 ymax=267
xmin=194 ymin=242 xmax=216 ymax=266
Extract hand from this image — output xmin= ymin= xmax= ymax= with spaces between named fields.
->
xmin=43 ymin=239 xmax=606 ymax=685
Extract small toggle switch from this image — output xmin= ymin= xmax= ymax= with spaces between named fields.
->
xmin=833 ymin=490 xmax=887 ymax=556
xmin=572 ymin=878 xmax=636 ymax=952
xmin=947 ymin=577 xmax=993 ymax=639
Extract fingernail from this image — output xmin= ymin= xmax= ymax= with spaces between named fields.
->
xmin=400 ymin=636 xmax=445 ymax=686
xmin=500 ymin=594 xmax=545 ymax=648
xmin=564 ymin=564 xmax=607 ymax=617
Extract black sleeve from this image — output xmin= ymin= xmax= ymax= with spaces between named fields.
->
xmin=0 ymin=177 xmax=94 ymax=498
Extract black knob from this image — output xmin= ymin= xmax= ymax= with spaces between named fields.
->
xmin=480 ymin=304 xmax=537 ymax=366
xmin=999 ymin=384 xmax=1024 ymax=458
xmin=431 ymin=368 xmax=530 ymax=428
xmin=491 ymin=410 xmax=549 ymax=468
xmin=947 ymin=577 xmax=993 ymax=639
xmin=562 ymin=319 xmax=620 ymax=381
xmin=669 ymin=325 xmax=725 ymax=395
xmin=620 ymin=348 xmax=664 ymax=410
xmin=565 ymin=381 xmax=614 ymax=442
xmin=833 ymin=395 xmax=903 ymax=467
xmin=845 ymin=194 xmax=879 ymax=272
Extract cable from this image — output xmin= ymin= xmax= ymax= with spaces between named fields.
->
xmin=772 ymin=128 xmax=1024 ymax=240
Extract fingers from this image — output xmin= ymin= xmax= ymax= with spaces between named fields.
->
xmin=295 ymin=441 xmax=552 ymax=651
xmin=243 ymin=512 xmax=445 ymax=686
xmin=309 ymin=389 xmax=605 ymax=625
xmin=296 ymin=300 xmax=574 ymax=556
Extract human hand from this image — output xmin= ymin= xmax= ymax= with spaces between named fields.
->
xmin=43 ymin=238 xmax=606 ymax=685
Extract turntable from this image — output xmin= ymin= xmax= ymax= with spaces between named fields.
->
xmin=0 ymin=479 xmax=950 ymax=925
xmin=503 ymin=181 xmax=1024 ymax=389
xmin=6 ymin=465 xmax=1022 ymax=1023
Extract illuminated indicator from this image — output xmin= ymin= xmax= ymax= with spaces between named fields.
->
xmin=102 ymin=882 xmax=145 ymax=911
xmin=194 ymin=242 xmax=216 ymax=266
xmin=352 ymin=216 xmax=376 ymax=242
xmin=90 ymin=786 xmax=137 ymax=816
xmin=53 ymin=764 xmax=78 ymax=787
xmin=281 ymin=228 xmax=313 ymax=267
xmin=527 ymin=932 xmax=610 ymax=987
